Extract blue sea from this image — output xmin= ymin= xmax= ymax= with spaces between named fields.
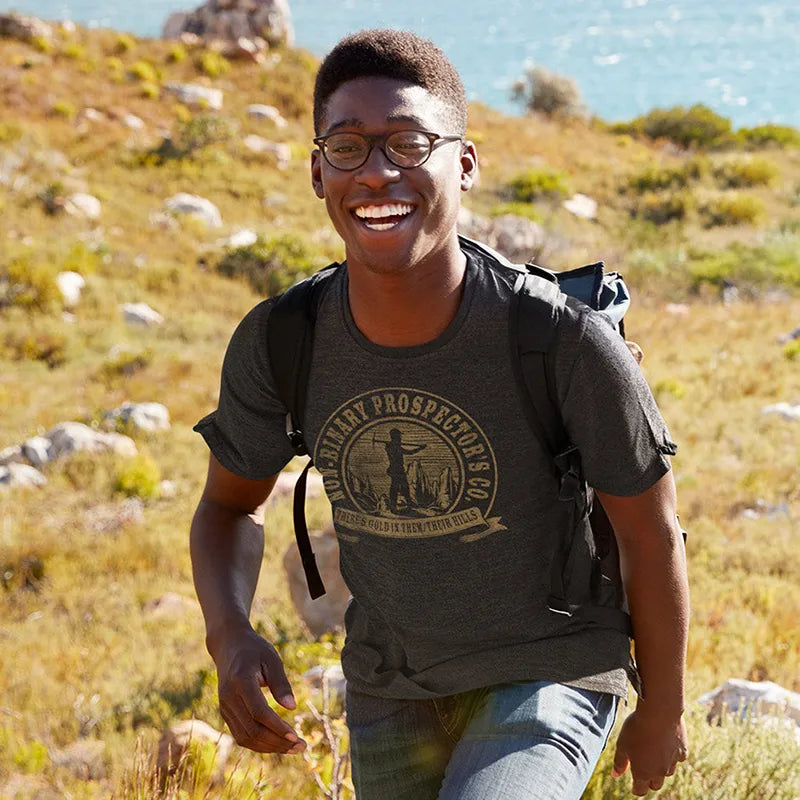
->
xmin=3 ymin=0 xmax=799 ymax=127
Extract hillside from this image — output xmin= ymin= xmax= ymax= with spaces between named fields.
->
xmin=1 ymin=17 xmax=799 ymax=799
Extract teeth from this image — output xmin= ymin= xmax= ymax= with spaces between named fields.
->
xmin=355 ymin=203 xmax=414 ymax=220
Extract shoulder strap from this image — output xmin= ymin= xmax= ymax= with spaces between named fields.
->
xmin=266 ymin=263 xmax=340 ymax=601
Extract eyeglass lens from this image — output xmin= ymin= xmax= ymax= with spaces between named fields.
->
xmin=324 ymin=131 xmax=433 ymax=169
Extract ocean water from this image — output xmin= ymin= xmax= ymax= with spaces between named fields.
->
xmin=3 ymin=0 xmax=799 ymax=127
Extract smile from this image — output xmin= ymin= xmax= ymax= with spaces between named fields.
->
xmin=353 ymin=203 xmax=415 ymax=231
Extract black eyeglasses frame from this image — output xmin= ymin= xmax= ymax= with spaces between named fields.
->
xmin=313 ymin=129 xmax=464 ymax=171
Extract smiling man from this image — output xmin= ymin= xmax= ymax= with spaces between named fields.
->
xmin=191 ymin=29 xmax=689 ymax=800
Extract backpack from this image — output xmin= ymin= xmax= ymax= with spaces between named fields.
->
xmin=266 ymin=235 xmax=637 ymax=640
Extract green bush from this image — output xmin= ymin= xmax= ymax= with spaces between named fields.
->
xmin=98 ymin=347 xmax=154 ymax=382
xmin=784 ymin=339 xmax=800 ymax=360
xmin=148 ymin=114 xmax=238 ymax=162
xmin=507 ymin=168 xmax=571 ymax=202
xmin=628 ymin=158 xmax=708 ymax=192
xmin=114 ymin=454 xmax=161 ymax=499
xmin=128 ymin=60 xmax=159 ymax=83
xmin=633 ymin=191 xmax=694 ymax=224
xmin=488 ymin=202 xmax=543 ymax=222
xmin=215 ymin=234 xmax=321 ymax=296
xmin=735 ymin=123 xmax=800 ymax=149
xmin=0 ymin=256 xmax=62 ymax=311
xmin=700 ymin=194 xmax=764 ymax=227
xmin=198 ymin=51 xmax=231 ymax=78
xmin=50 ymin=100 xmax=77 ymax=120
xmin=167 ymin=44 xmax=187 ymax=63
xmin=114 ymin=33 xmax=136 ymax=54
xmin=62 ymin=41 xmax=86 ymax=60
xmin=712 ymin=157 xmax=779 ymax=188
xmin=510 ymin=65 xmax=584 ymax=117
xmin=611 ymin=104 xmax=732 ymax=149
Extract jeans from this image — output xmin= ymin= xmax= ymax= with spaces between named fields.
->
xmin=346 ymin=681 xmax=618 ymax=800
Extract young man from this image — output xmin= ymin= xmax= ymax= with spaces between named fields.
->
xmin=191 ymin=29 xmax=689 ymax=799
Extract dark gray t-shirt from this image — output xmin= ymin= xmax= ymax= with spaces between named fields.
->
xmin=195 ymin=247 xmax=676 ymax=700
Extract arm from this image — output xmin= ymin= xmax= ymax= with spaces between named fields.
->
xmin=595 ymin=470 xmax=689 ymax=796
xmin=190 ymin=453 xmax=306 ymax=755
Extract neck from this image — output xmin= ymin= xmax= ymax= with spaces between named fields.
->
xmin=346 ymin=238 xmax=467 ymax=347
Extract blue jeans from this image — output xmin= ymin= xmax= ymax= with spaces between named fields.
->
xmin=347 ymin=681 xmax=618 ymax=800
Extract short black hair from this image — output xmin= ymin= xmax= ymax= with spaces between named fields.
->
xmin=313 ymin=29 xmax=467 ymax=135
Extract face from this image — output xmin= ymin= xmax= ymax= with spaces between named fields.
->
xmin=311 ymin=77 xmax=477 ymax=276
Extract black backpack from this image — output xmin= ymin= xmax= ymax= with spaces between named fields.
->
xmin=267 ymin=235 xmax=638 ymax=641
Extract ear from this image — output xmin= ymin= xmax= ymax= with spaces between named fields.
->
xmin=459 ymin=140 xmax=478 ymax=192
xmin=311 ymin=149 xmax=325 ymax=199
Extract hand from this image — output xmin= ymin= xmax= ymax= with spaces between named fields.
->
xmin=612 ymin=706 xmax=688 ymax=795
xmin=211 ymin=625 xmax=307 ymax=755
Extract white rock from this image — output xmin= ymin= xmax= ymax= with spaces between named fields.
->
xmin=164 ymin=83 xmax=223 ymax=110
xmin=665 ymin=303 xmax=690 ymax=316
xmin=247 ymin=104 xmax=288 ymax=127
xmin=56 ymin=271 xmax=86 ymax=307
xmin=122 ymin=114 xmax=145 ymax=131
xmin=50 ymin=739 xmax=106 ymax=780
xmin=120 ymin=302 xmax=164 ymax=327
xmin=283 ymin=524 xmax=349 ymax=637
xmin=156 ymin=720 xmax=233 ymax=782
xmin=81 ymin=108 xmax=105 ymax=123
xmin=224 ymin=229 xmax=258 ymax=248
xmin=21 ymin=436 xmax=52 ymax=468
xmin=46 ymin=422 xmax=137 ymax=459
xmin=269 ymin=467 xmax=325 ymax=503
xmin=64 ymin=193 xmax=101 ymax=220
xmin=0 ymin=445 xmax=25 ymax=466
xmin=761 ymin=402 xmax=800 ymax=421
xmin=84 ymin=498 xmax=144 ymax=533
xmin=144 ymin=592 xmax=200 ymax=618
xmin=107 ymin=402 xmax=171 ymax=432
xmin=60 ymin=20 xmax=76 ymax=33
xmin=162 ymin=11 xmax=190 ymax=38
xmin=302 ymin=664 xmax=347 ymax=701
xmin=563 ymin=193 xmax=598 ymax=220
xmin=243 ymin=135 xmax=291 ymax=167
xmin=165 ymin=192 xmax=222 ymax=228
xmin=0 ymin=463 xmax=47 ymax=489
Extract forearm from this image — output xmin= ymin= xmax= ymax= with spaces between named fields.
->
xmin=190 ymin=499 xmax=265 ymax=658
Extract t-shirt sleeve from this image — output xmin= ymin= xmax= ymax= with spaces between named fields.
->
xmin=555 ymin=300 xmax=678 ymax=496
xmin=193 ymin=298 xmax=296 ymax=479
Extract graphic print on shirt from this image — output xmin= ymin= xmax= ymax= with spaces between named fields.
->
xmin=314 ymin=388 xmax=505 ymax=542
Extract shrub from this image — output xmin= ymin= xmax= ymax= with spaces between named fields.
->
xmin=628 ymin=158 xmax=708 ymax=193
xmin=4 ymin=329 xmax=70 ymax=368
xmin=0 ymin=256 xmax=61 ymax=311
xmin=140 ymin=81 xmax=160 ymax=99
xmin=148 ymin=114 xmax=238 ymax=162
xmin=167 ymin=44 xmax=187 ymax=63
xmin=114 ymin=33 xmax=136 ymax=54
xmin=198 ymin=51 xmax=231 ymax=78
xmin=784 ymin=340 xmax=800 ymax=360
xmin=128 ymin=60 xmax=159 ymax=83
xmin=114 ymin=454 xmax=161 ymax=499
xmin=98 ymin=347 xmax=154 ymax=382
xmin=712 ymin=157 xmax=779 ymax=188
xmin=215 ymin=234 xmax=321 ymax=296
xmin=507 ymin=168 xmax=571 ymax=202
xmin=736 ymin=123 xmax=800 ymax=149
xmin=50 ymin=100 xmax=77 ymax=120
xmin=488 ymin=202 xmax=543 ymax=222
xmin=62 ymin=41 xmax=86 ymax=60
xmin=0 ymin=122 xmax=22 ymax=143
xmin=32 ymin=35 xmax=54 ymax=54
xmin=611 ymin=104 xmax=732 ymax=149
xmin=700 ymin=194 xmax=764 ymax=227
xmin=511 ymin=65 xmax=584 ymax=117
xmin=633 ymin=191 xmax=694 ymax=224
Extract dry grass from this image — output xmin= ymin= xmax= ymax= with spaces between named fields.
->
xmin=1 ymin=22 xmax=799 ymax=799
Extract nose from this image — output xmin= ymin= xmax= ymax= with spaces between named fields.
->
xmin=353 ymin=142 xmax=401 ymax=189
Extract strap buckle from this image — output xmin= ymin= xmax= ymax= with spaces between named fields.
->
xmin=285 ymin=413 xmax=308 ymax=456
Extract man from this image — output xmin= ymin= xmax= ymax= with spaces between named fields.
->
xmin=191 ymin=29 xmax=689 ymax=799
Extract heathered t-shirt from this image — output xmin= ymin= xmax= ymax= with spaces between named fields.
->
xmin=195 ymin=246 xmax=676 ymax=700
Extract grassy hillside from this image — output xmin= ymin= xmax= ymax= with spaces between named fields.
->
xmin=1 ymin=20 xmax=798 ymax=799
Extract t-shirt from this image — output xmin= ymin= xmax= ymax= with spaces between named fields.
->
xmin=195 ymin=245 xmax=677 ymax=700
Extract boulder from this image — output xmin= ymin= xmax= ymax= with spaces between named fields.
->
xmin=165 ymin=192 xmax=223 ymax=227
xmin=120 ymin=302 xmax=165 ymax=326
xmin=457 ymin=207 xmax=552 ymax=264
xmin=46 ymin=421 xmax=138 ymax=459
xmin=84 ymin=498 xmax=144 ymax=534
xmin=50 ymin=739 xmax=106 ymax=780
xmin=144 ymin=592 xmax=201 ymax=618
xmin=164 ymin=83 xmax=223 ymax=111
xmin=0 ymin=445 xmax=24 ymax=466
xmin=106 ymin=402 xmax=171 ymax=432
xmin=56 ymin=271 xmax=85 ymax=307
xmin=761 ymin=402 xmax=800 ymax=422
xmin=0 ymin=463 xmax=47 ymax=489
xmin=221 ymin=36 xmax=266 ymax=63
xmin=563 ymin=193 xmax=598 ymax=220
xmin=161 ymin=0 xmax=293 ymax=48
xmin=0 ymin=12 xmax=53 ymax=43
xmin=283 ymin=524 xmax=350 ymax=636
xmin=156 ymin=719 xmax=234 ymax=783
xmin=247 ymin=104 xmax=288 ymax=127
xmin=223 ymin=229 xmax=258 ymax=248
xmin=122 ymin=114 xmax=145 ymax=131
xmin=242 ymin=135 xmax=291 ymax=167
xmin=64 ymin=193 xmax=101 ymax=221
xmin=21 ymin=436 xmax=51 ymax=468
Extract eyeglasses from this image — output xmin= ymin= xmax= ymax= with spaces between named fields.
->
xmin=313 ymin=129 xmax=463 ymax=171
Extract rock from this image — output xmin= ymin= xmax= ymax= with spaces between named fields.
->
xmin=738 ymin=498 xmax=790 ymax=520
xmin=0 ymin=12 xmax=53 ymax=43
xmin=243 ymin=135 xmax=291 ymax=167
xmin=698 ymin=679 xmax=800 ymax=743
xmin=144 ymin=592 xmax=201 ymax=618
xmin=121 ymin=302 xmax=165 ymax=326
xmin=247 ymin=104 xmax=288 ymax=127
xmin=223 ymin=229 xmax=258 ymax=248
xmin=665 ymin=303 xmax=690 ymax=316
xmin=0 ymin=774 xmax=60 ymax=800
xmin=21 ymin=436 xmax=51 ymax=468
xmin=269 ymin=467 xmax=325 ymax=503
xmin=106 ymin=402 xmax=171 ymax=432
xmin=457 ymin=207 xmax=552 ymax=264
xmin=84 ymin=498 xmax=144 ymax=534
xmin=221 ymin=36 xmax=266 ymax=63
xmin=0 ymin=445 xmax=24 ymax=466
xmin=56 ymin=271 xmax=85 ymax=308
xmin=161 ymin=0 xmax=293 ymax=48
xmin=64 ymin=193 xmax=101 ymax=221
xmin=159 ymin=479 xmax=177 ymax=498
xmin=778 ymin=326 xmax=800 ymax=344
xmin=46 ymin=421 xmax=138 ymax=459
xmin=0 ymin=463 xmax=47 ymax=489
xmin=123 ymin=114 xmax=145 ymax=131
xmin=302 ymin=664 xmax=347 ymax=702
xmin=563 ymin=193 xmax=597 ymax=220
xmin=164 ymin=83 xmax=223 ymax=111
xmin=50 ymin=739 xmax=106 ymax=780
xmin=761 ymin=402 xmax=800 ymax=421
xmin=283 ymin=524 xmax=350 ymax=636
xmin=165 ymin=192 xmax=223 ymax=227
xmin=156 ymin=720 xmax=234 ymax=783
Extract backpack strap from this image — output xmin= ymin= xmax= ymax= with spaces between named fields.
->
xmin=266 ymin=263 xmax=341 ymax=600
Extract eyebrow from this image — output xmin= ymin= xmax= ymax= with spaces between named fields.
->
xmin=324 ymin=114 xmax=428 ymax=134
